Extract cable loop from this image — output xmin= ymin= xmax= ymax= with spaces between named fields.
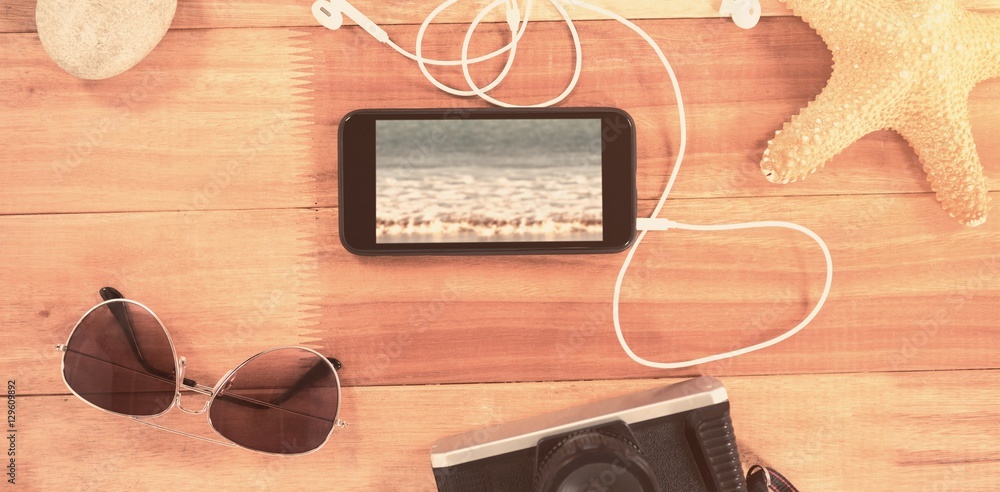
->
xmin=383 ymin=0 xmax=833 ymax=369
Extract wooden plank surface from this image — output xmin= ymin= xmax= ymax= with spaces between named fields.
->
xmin=8 ymin=372 xmax=1000 ymax=490
xmin=3 ymin=197 xmax=998 ymax=393
xmin=306 ymin=18 xmax=1000 ymax=206
xmin=0 ymin=27 xmax=315 ymax=215
xmin=4 ymin=18 xmax=1000 ymax=215
xmin=6 ymin=0 xmax=793 ymax=33
xmin=2 ymin=0 xmax=1000 ymax=489
xmin=6 ymin=0 xmax=1000 ymax=33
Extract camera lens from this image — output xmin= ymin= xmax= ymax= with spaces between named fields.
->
xmin=536 ymin=431 xmax=661 ymax=492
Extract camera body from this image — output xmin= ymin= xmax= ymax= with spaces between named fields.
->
xmin=431 ymin=377 xmax=746 ymax=492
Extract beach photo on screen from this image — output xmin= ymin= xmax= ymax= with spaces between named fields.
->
xmin=375 ymin=118 xmax=604 ymax=243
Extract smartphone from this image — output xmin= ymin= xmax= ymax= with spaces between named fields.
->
xmin=338 ymin=107 xmax=636 ymax=255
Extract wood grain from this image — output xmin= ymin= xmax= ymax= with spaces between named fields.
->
xmin=6 ymin=0 xmax=793 ymax=34
xmin=7 ymin=0 xmax=1000 ymax=33
xmin=10 ymin=372 xmax=1000 ymax=490
xmin=4 ymin=18 xmax=1000 ymax=215
xmin=307 ymin=18 xmax=1000 ymax=205
xmin=0 ymin=27 xmax=315 ymax=215
xmin=0 ymin=209 xmax=323 ymax=395
xmin=3 ymin=197 xmax=998 ymax=394
xmin=3 ymin=0 xmax=1000 ymax=490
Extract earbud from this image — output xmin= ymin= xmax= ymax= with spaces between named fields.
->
xmin=719 ymin=0 xmax=761 ymax=29
xmin=505 ymin=0 xmax=521 ymax=33
xmin=312 ymin=0 xmax=389 ymax=43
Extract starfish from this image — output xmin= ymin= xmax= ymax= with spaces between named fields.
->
xmin=760 ymin=0 xmax=1000 ymax=226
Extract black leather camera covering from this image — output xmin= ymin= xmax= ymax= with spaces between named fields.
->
xmin=432 ymin=401 xmax=745 ymax=492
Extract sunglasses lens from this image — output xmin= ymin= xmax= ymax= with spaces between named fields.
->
xmin=209 ymin=347 xmax=340 ymax=455
xmin=63 ymin=300 xmax=177 ymax=416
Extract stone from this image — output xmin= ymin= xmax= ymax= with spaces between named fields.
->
xmin=36 ymin=0 xmax=176 ymax=80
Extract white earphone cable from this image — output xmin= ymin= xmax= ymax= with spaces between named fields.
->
xmin=564 ymin=0 xmax=834 ymax=368
xmin=360 ymin=0 xmax=833 ymax=369
xmin=458 ymin=0 xmax=583 ymax=107
xmin=412 ymin=0 xmax=527 ymax=97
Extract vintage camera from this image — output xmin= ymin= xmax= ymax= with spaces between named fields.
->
xmin=431 ymin=377 xmax=746 ymax=492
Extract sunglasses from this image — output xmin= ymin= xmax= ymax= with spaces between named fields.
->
xmin=56 ymin=287 xmax=346 ymax=455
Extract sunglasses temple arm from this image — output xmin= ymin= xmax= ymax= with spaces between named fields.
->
xmin=99 ymin=287 xmax=198 ymax=387
xmin=265 ymin=357 xmax=343 ymax=407
xmin=206 ymin=356 xmax=342 ymax=411
xmin=129 ymin=417 xmax=238 ymax=448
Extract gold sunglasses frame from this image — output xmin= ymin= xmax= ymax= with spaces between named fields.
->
xmin=56 ymin=296 xmax=347 ymax=456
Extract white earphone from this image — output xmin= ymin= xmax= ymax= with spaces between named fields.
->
xmin=312 ymin=0 xmax=831 ymax=370
xmin=312 ymin=0 xmax=389 ymax=42
xmin=719 ymin=0 xmax=762 ymax=29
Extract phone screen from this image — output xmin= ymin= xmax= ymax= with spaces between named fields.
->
xmin=339 ymin=108 xmax=635 ymax=255
xmin=375 ymin=119 xmax=603 ymax=244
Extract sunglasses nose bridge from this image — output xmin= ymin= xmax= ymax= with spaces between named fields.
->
xmin=174 ymin=356 xmax=215 ymax=415
xmin=176 ymin=391 xmax=213 ymax=415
